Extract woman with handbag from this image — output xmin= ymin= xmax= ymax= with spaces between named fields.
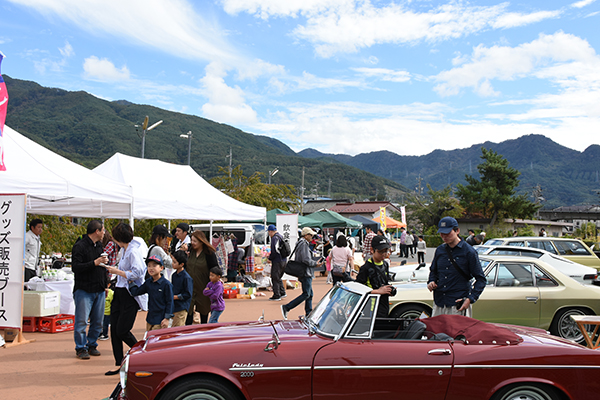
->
xmin=281 ymin=227 xmax=323 ymax=320
xmin=185 ymin=230 xmax=219 ymax=325
xmin=330 ymin=235 xmax=355 ymax=284
xmin=104 ymin=223 xmax=147 ymax=376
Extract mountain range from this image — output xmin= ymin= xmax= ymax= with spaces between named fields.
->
xmin=5 ymin=76 xmax=600 ymax=209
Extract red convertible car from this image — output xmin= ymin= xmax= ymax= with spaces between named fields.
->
xmin=110 ymin=282 xmax=600 ymax=400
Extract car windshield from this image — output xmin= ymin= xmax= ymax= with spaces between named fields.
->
xmin=309 ymin=285 xmax=363 ymax=337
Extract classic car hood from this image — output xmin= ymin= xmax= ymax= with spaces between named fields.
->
xmin=142 ymin=319 xmax=313 ymax=351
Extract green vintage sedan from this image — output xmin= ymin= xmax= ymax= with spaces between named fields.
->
xmin=388 ymin=254 xmax=600 ymax=343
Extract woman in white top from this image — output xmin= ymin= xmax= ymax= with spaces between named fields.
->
xmin=330 ymin=235 xmax=355 ymax=284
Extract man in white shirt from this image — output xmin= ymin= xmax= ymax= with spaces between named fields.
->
xmin=174 ymin=222 xmax=191 ymax=252
xmin=24 ymin=218 xmax=43 ymax=282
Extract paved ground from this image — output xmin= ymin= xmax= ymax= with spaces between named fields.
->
xmin=1 ymin=253 xmax=432 ymax=400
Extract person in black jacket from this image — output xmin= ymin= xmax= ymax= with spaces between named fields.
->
xmin=72 ymin=220 xmax=108 ymax=360
xmin=355 ymin=235 xmax=395 ymax=318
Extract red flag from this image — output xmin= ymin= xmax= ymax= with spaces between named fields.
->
xmin=0 ymin=52 xmax=7 ymax=171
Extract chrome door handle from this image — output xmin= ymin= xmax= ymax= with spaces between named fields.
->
xmin=526 ymin=296 xmax=538 ymax=304
xmin=428 ymin=349 xmax=452 ymax=355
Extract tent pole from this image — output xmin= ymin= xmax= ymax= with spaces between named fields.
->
xmin=209 ymin=220 xmax=213 ymax=240
xmin=129 ymin=198 xmax=134 ymax=229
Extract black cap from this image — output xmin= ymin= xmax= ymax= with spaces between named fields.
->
xmin=176 ymin=222 xmax=189 ymax=232
xmin=371 ymin=235 xmax=391 ymax=250
xmin=152 ymin=225 xmax=172 ymax=237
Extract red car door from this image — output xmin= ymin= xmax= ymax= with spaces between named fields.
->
xmin=312 ymin=338 xmax=453 ymax=399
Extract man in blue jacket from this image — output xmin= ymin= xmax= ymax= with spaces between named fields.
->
xmin=427 ymin=217 xmax=486 ymax=317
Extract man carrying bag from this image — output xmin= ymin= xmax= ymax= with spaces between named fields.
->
xmin=281 ymin=227 xmax=323 ymax=320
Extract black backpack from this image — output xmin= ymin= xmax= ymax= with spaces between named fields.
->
xmin=277 ymin=234 xmax=291 ymax=258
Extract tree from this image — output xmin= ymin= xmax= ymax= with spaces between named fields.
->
xmin=405 ymin=184 xmax=464 ymax=230
xmin=456 ymin=148 xmax=540 ymax=228
xmin=210 ymin=165 xmax=299 ymax=210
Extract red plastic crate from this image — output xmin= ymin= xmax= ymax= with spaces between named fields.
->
xmin=22 ymin=316 xmax=38 ymax=332
xmin=223 ymin=288 xmax=238 ymax=299
xmin=38 ymin=314 xmax=74 ymax=333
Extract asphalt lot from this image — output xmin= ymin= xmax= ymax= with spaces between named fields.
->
xmin=1 ymin=252 xmax=433 ymax=400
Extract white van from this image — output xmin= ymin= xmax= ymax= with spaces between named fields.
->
xmin=189 ymin=223 xmax=267 ymax=247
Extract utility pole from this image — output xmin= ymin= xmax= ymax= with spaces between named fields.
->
xmin=179 ymin=131 xmax=192 ymax=165
xmin=226 ymin=147 xmax=232 ymax=178
xmin=301 ymin=167 xmax=305 ymax=215
xmin=328 ymin=179 xmax=332 ymax=198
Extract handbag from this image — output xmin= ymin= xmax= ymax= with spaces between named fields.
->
xmin=282 ymin=241 xmax=309 ymax=278
xmin=284 ymin=260 xmax=309 ymax=278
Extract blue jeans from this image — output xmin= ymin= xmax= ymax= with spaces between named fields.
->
xmin=102 ymin=314 xmax=110 ymax=336
xmin=209 ymin=309 xmax=223 ymax=323
xmin=284 ymin=275 xmax=313 ymax=316
xmin=73 ymin=289 xmax=106 ymax=351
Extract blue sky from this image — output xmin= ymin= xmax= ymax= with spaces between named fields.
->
xmin=1 ymin=0 xmax=599 ymax=156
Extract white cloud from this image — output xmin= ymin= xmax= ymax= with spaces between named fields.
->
xmin=8 ymin=0 xmax=238 ymax=65
xmin=83 ymin=56 xmax=131 ymax=82
xmin=571 ymin=0 xmax=596 ymax=8
xmin=220 ymin=0 xmax=350 ymax=19
xmin=433 ymin=31 xmax=598 ymax=97
xmin=222 ymin=1 xmax=562 ymax=58
xmin=492 ymin=10 xmax=562 ymax=29
xmin=352 ymin=67 xmax=410 ymax=82
xmin=200 ymin=62 xmax=257 ymax=124
xmin=235 ymin=59 xmax=286 ymax=81
xmin=59 ymin=41 xmax=74 ymax=58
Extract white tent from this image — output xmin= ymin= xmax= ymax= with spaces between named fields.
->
xmin=1 ymin=126 xmax=133 ymax=218
xmin=93 ymin=153 xmax=266 ymax=221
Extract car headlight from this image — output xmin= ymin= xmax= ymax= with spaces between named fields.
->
xmin=120 ymin=354 xmax=130 ymax=392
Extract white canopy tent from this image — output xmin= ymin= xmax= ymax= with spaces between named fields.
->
xmin=1 ymin=126 xmax=133 ymax=218
xmin=93 ymin=153 xmax=266 ymax=221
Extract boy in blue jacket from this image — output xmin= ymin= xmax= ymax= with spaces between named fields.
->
xmin=129 ymin=255 xmax=174 ymax=331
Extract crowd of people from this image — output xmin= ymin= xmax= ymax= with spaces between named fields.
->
xmin=23 ymin=213 xmax=490 ymax=374
xmin=68 ymin=220 xmax=222 ymax=376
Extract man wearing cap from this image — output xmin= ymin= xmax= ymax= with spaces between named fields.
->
xmin=267 ymin=225 xmax=287 ymax=301
xmin=427 ymin=217 xmax=486 ymax=317
xmin=281 ymin=227 xmax=323 ymax=320
xmin=174 ymin=222 xmax=191 ymax=252
xmin=356 ymin=235 xmax=395 ymax=318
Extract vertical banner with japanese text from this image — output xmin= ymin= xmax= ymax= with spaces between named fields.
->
xmin=0 ymin=52 xmax=8 ymax=171
xmin=400 ymin=206 xmax=406 ymax=225
xmin=0 ymin=194 xmax=26 ymax=328
xmin=379 ymin=207 xmax=387 ymax=231
xmin=276 ymin=213 xmax=298 ymax=257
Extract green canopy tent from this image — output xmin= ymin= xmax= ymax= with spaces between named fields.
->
xmin=247 ymin=208 xmax=323 ymax=229
xmin=305 ymin=210 xmax=362 ymax=229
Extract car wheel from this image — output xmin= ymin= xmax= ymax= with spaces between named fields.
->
xmin=493 ymin=383 xmax=560 ymax=400
xmin=550 ymin=307 xmax=591 ymax=344
xmin=389 ymin=304 xmax=430 ymax=320
xmin=157 ymin=376 xmax=243 ymax=400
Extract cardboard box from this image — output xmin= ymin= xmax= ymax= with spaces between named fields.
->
xmin=23 ymin=291 xmax=61 ymax=317
xmin=3 ymin=328 xmax=19 ymax=342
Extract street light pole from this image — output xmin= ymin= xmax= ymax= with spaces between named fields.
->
xmin=268 ymin=167 xmax=279 ymax=184
xmin=179 ymin=131 xmax=193 ymax=165
xmin=140 ymin=116 xmax=163 ymax=159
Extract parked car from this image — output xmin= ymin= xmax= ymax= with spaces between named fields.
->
xmin=388 ymin=255 xmax=600 ymax=343
xmin=484 ymin=236 xmax=600 ymax=269
xmin=109 ymin=281 xmax=600 ymax=400
xmin=474 ymin=245 xmax=598 ymax=284
xmin=389 ymin=246 xmax=598 ymax=285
